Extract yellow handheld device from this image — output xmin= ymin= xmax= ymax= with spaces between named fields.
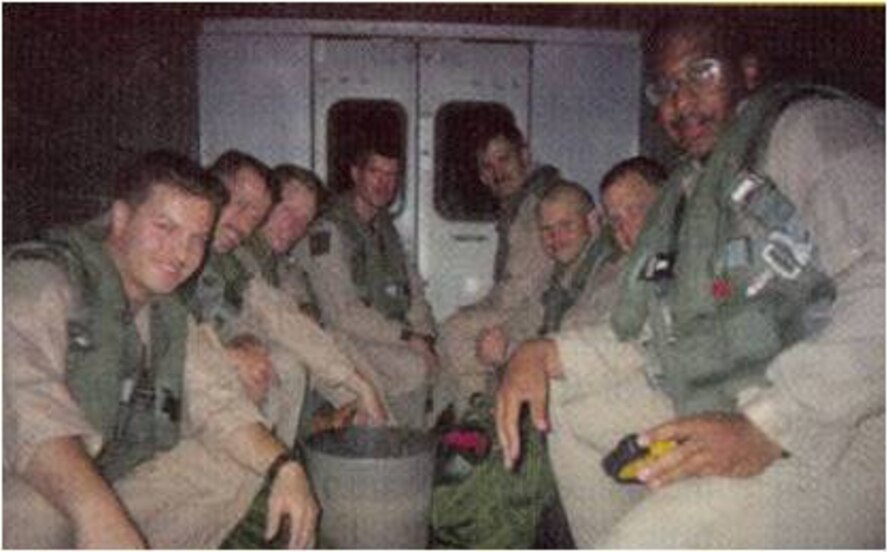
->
xmin=602 ymin=433 xmax=676 ymax=484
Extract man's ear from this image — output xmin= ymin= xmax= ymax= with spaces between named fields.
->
xmin=586 ymin=206 xmax=603 ymax=234
xmin=521 ymin=145 xmax=531 ymax=168
xmin=349 ymin=164 xmax=360 ymax=187
xmin=740 ymin=53 xmax=762 ymax=92
xmin=109 ymin=200 xmax=132 ymax=239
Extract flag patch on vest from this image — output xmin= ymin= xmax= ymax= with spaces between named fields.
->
xmin=310 ymin=232 xmax=330 ymax=256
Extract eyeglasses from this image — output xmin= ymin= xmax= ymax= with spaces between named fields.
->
xmin=645 ymin=58 xmax=725 ymax=107
xmin=605 ymin=202 xmax=650 ymax=227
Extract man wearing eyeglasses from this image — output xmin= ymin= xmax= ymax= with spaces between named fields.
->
xmin=496 ymin=15 xmax=884 ymax=547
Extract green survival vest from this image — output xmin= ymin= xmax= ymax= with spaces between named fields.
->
xmin=239 ymin=232 xmax=280 ymax=288
xmin=281 ymin=246 xmax=324 ymax=323
xmin=7 ymin=224 xmax=188 ymax=481
xmin=539 ymin=231 xmax=619 ymax=335
xmin=493 ymin=165 xmax=561 ymax=283
xmin=612 ymin=82 xmax=842 ymax=414
xmin=181 ymin=249 xmax=253 ymax=343
xmin=324 ymin=196 xmax=412 ymax=322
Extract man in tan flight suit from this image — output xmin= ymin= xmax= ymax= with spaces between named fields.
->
xmin=246 ymin=162 xmax=390 ymax=428
xmin=497 ymin=16 xmax=884 ymax=548
xmin=475 ymin=177 xmax=633 ymax=368
xmin=299 ymin=143 xmax=438 ymax=428
xmin=437 ymin=121 xmax=562 ymax=413
xmin=3 ymin=151 xmax=318 ymax=549
xmin=185 ymin=151 xmax=386 ymax=443
xmin=261 ymin=164 xmax=328 ymax=321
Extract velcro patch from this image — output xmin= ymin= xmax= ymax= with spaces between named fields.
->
xmin=310 ymin=231 xmax=331 ymax=256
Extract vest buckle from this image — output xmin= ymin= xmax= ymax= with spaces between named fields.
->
xmin=641 ymin=252 xmax=676 ymax=282
xmin=761 ymin=230 xmax=812 ymax=280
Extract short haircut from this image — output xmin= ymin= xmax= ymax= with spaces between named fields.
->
xmin=269 ymin=163 xmax=328 ymax=207
xmin=474 ymin=120 xmax=526 ymax=156
xmin=351 ymin=142 xmax=401 ymax=169
xmin=537 ymin=178 xmax=595 ymax=218
xmin=599 ymin=156 xmax=667 ymax=197
xmin=207 ymin=149 xmax=278 ymax=203
xmin=112 ymin=150 xmax=228 ymax=214
xmin=644 ymin=14 xmax=748 ymax=76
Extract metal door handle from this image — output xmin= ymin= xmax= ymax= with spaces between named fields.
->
xmin=452 ymin=234 xmax=489 ymax=243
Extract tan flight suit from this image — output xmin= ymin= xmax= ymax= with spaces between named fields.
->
xmin=3 ymin=261 xmax=271 ymax=548
xmin=277 ymin=242 xmax=323 ymax=322
xmin=238 ymin=235 xmax=393 ymax=418
xmin=234 ymin=236 xmax=382 ymax=419
xmin=438 ymin=166 xmax=559 ymax=412
xmin=545 ymin=97 xmax=885 ymax=547
xmin=299 ymin=202 xmax=437 ymax=428
xmin=500 ymin=238 xmax=623 ymax=356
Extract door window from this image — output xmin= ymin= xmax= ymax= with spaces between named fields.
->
xmin=434 ymin=102 xmax=515 ymax=222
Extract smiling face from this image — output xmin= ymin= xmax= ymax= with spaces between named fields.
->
xmin=212 ymin=166 xmax=272 ymax=253
xmin=261 ymin=179 xmax=319 ymax=254
xmin=350 ymin=153 xmax=400 ymax=221
xmin=107 ymin=183 xmax=215 ymax=308
xmin=537 ymin=197 xmax=599 ymax=265
xmin=602 ymin=171 xmax=661 ymax=253
xmin=653 ymin=33 xmax=740 ymax=159
xmin=477 ymin=135 xmax=529 ymax=201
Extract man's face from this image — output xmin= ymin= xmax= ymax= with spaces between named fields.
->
xmin=537 ymin=199 xmax=599 ymax=265
xmin=108 ymin=183 xmax=215 ymax=305
xmin=261 ymin=181 xmax=319 ymax=254
xmin=477 ymin=136 xmax=529 ymax=200
xmin=351 ymin=153 xmax=400 ymax=214
xmin=602 ymin=172 xmax=661 ymax=253
xmin=653 ymin=34 xmax=738 ymax=159
xmin=212 ymin=166 xmax=272 ymax=253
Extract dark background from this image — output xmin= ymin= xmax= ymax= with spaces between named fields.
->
xmin=5 ymin=4 xmax=884 ymax=243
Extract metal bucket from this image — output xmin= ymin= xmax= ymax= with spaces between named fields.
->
xmin=305 ymin=426 xmax=435 ymax=549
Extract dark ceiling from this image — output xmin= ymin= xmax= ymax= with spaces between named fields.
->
xmin=2 ymin=4 xmax=884 ymax=243
xmin=6 ymin=3 xmax=884 ymax=105
xmin=3 ymin=3 xmax=882 ymax=33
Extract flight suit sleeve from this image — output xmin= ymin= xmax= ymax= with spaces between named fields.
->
xmin=302 ymin=220 xmax=412 ymax=345
xmin=551 ymin=322 xmax=651 ymax=406
xmin=484 ymin=196 xmax=553 ymax=314
xmin=181 ymin=318 xmax=266 ymax=440
xmin=277 ymin=246 xmax=318 ymax=317
xmin=241 ymin=276 xmax=360 ymax=394
xmin=738 ymin=98 xmax=885 ymax=471
xmin=3 ymin=261 xmax=101 ymax=473
xmin=500 ymin=295 xmax=545 ymax=356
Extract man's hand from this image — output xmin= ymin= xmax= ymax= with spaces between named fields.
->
xmin=494 ymin=339 xmax=559 ymax=470
xmin=265 ymin=461 xmax=319 ymax=549
xmin=226 ymin=334 xmax=277 ymax=405
xmin=311 ymin=402 xmax=358 ymax=434
xmin=637 ymin=412 xmax=784 ymax=489
xmin=407 ymin=335 xmax=439 ymax=375
xmin=353 ymin=381 xmax=389 ymax=426
xmin=476 ymin=325 xmax=508 ymax=367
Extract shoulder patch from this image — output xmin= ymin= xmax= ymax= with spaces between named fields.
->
xmin=310 ymin=231 xmax=331 ymax=256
